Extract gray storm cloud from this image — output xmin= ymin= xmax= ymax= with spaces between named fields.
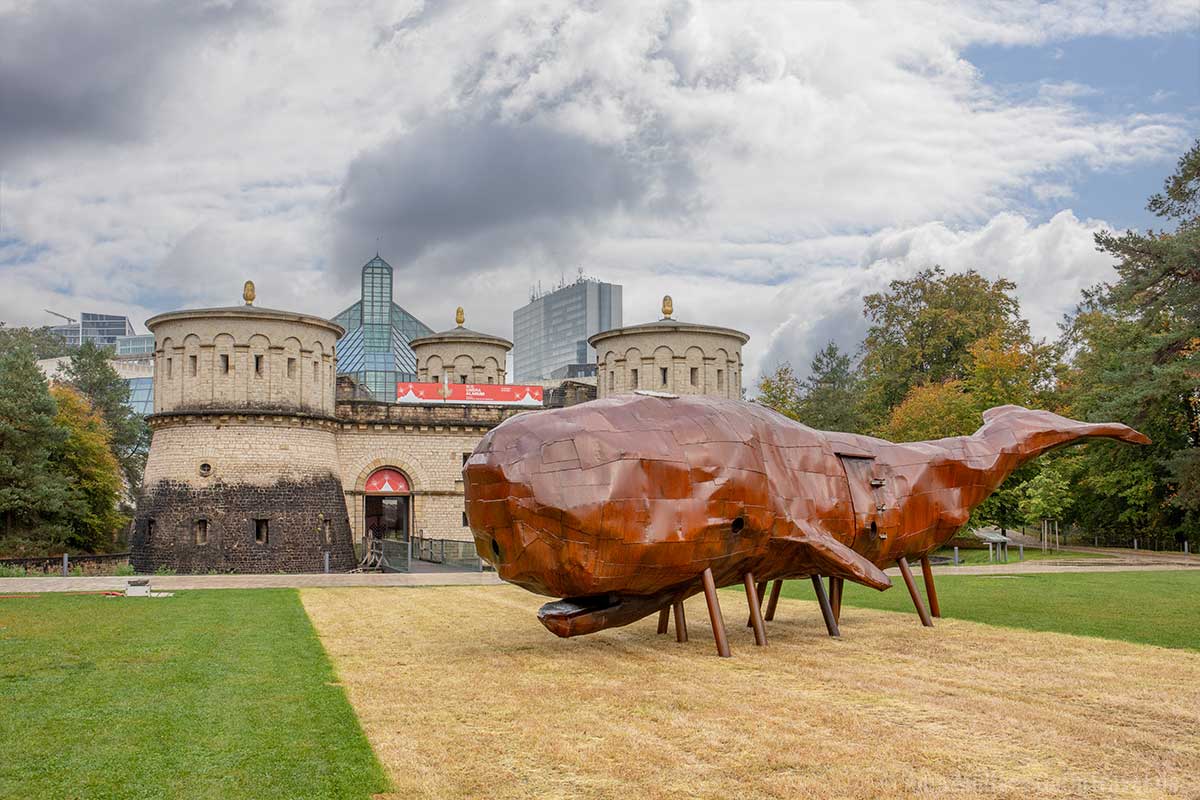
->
xmin=330 ymin=118 xmax=693 ymax=279
xmin=0 ymin=0 xmax=264 ymax=160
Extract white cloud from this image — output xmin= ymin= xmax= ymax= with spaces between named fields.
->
xmin=0 ymin=0 xmax=1192 ymax=388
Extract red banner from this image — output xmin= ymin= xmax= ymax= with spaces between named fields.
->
xmin=396 ymin=382 xmax=544 ymax=406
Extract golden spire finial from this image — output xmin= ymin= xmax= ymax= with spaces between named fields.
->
xmin=662 ymin=294 xmax=673 ymax=319
xmin=455 ymin=306 xmax=465 ymax=326
xmin=243 ymin=280 xmax=256 ymax=306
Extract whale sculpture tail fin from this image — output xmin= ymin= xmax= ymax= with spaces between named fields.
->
xmin=977 ymin=405 xmax=1150 ymax=467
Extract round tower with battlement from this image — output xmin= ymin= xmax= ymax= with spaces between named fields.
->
xmin=131 ymin=283 xmax=356 ymax=574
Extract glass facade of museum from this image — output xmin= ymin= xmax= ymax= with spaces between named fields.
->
xmin=331 ymin=256 xmax=433 ymax=398
xmin=513 ymin=279 xmax=621 ymax=382
xmin=50 ymin=312 xmax=136 ymax=348
xmin=115 ymin=333 xmax=156 ymax=357
xmin=126 ymin=377 xmax=154 ymax=416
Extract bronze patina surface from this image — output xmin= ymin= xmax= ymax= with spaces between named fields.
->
xmin=464 ymin=394 xmax=1148 ymax=652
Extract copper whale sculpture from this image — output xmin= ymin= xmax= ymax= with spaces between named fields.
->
xmin=464 ymin=393 xmax=1148 ymax=653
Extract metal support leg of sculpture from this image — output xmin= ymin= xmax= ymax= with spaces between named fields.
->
xmin=829 ymin=576 xmax=844 ymax=624
xmin=919 ymin=554 xmax=941 ymax=618
xmin=673 ymin=601 xmax=688 ymax=643
xmin=764 ymin=580 xmax=783 ymax=621
xmin=744 ymin=573 xmax=767 ymax=646
xmin=701 ymin=567 xmax=731 ymax=658
xmin=657 ymin=607 xmax=670 ymax=634
xmin=811 ymin=575 xmax=840 ymax=637
xmin=747 ymin=580 xmax=767 ymax=626
xmin=897 ymin=556 xmax=934 ymax=627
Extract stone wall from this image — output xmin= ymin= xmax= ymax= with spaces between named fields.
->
xmin=135 ymin=415 xmax=352 ymax=573
xmin=148 ymin=307 xmax=342 ymax=417
xmin=592 ymin=322 xmax=747 ymax=399
xmin=132 ymin=474 xmax=355 ymax=573
xmin=334 ymin=401 xmax=528 ymax=544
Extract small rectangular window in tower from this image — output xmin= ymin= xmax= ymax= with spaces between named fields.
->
xmin=608 ymin=371 xmax=614 ymax=391
xmin=459 ymin=374 xmax=468 ymax=384
xmin=254 ymin=354 xmax=263 ymax=377
xmin=432 ymin=374 xmax=440 ymax=384
xmin=287 ymin=358 xmax=296 ymax=379
xmin=189 ymin=355 xmax=197 ymax=376
xmin=313 ymin=361 xmax=318 ymax=380
xmin=322 ymin=519 xmax=331 ymax=545
xmin=195 ymin=519 xmax=208 ymax=546
xmin=166 ymin=358 xmax=173 ymax=379
xmin=146 ymin=519 xmax=155 ymax=541
xmin=717 ymin=369 xmax=725 ymax=390
xmin=487 ymin=377 xmax=493 ymax=383
xmin=660 ymin=367 xmax=668 ymax=386
xmin=254 ymin=519 xmax=269 ymax=545
xmin=690 ymin=367 xmax=699 ymax=387
xmin=220 ymin=354 xmax=230 ymax=374
xmin=631 ymin=368 xmax=639 ymax=388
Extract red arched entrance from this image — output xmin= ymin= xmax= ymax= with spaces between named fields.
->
xmin=364 ymin=467 xmax=411 ymax=541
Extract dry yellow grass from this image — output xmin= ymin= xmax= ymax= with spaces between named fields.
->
xmin=301 ymin=586 xmax=1200 ymax=800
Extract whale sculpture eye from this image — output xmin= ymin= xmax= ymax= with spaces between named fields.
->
xmin=731 ymin=517 xmax=745 ymax=534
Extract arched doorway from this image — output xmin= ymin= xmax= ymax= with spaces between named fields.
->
xmin=364 ymin=467 xmax=411 ymax=541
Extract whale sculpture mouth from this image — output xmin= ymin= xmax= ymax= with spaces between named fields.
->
xmin=537 ymin=593 xmax=672 ymax=638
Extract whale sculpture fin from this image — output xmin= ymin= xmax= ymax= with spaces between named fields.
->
xmin=771 ymin=519 xmax=893 ymax=591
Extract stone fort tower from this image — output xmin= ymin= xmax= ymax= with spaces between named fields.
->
xmin=131 ymin=282 xmax=355 ymax=573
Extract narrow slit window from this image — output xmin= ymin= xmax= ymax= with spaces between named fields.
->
xmin=660 ymin=367 xmax=668 ymax=386
xmin=608 ymin=371 xmax=614 ymax=391
xmin=254 ymin=354 xmax=263 ymax=377
xmin=459 ymin=374 xmax=468 ymax=384
xmin=462 ymin=511 xmax=469 ymax=527
xmin=322 ymin=519 xmax=331 ymax=545
xmin=313 ymin=361 xmax=318 ymax=380
xmin=189 ymin=355 xmax=197 ymax=376
xmin=195 ymin=519 xmax=208 ymax=546
xmin=287 ymin=358 xmax=296 ymax=379
xmin=690 ymin=367 xmax=699 ymax=387
xmin=146 ymin=519 xmax=155 ymax=541
xmin=166 ymin=358 xmax=173 ymax=379
xmin=717 ymin=369 xmax=725 ymax=390
xmin=254 ymin=519 xmax=269 ymax=545
xmin=220 ymin=354 xmax=230 ymax=374
xmin=631 ymin=368 xmax=639 ymax=388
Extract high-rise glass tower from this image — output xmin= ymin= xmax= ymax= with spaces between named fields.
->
xmin=331 ymin=255 xmax=433 ymax=398
xmin=513 ymin=279 xmax=622 ymax=381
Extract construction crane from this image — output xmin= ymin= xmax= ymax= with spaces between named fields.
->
xmin=44 ymin=309 xmax=77 ymax=325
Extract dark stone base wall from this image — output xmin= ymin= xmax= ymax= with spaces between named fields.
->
xmin=131 ymin=474 xmax=356 ymax=574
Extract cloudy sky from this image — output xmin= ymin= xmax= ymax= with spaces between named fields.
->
xmin=1 ymin=0 xmax=1196 ymax=388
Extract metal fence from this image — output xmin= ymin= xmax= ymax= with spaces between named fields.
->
xmin=375 ymin=536 xmax=490 ymax=573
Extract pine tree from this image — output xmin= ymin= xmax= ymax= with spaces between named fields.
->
xmin=0 ymin=343 xmax=76 ymax=553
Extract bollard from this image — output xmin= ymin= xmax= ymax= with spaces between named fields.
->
xmin=1134 ymin=538 xmax=1138 ymax=551
xmin=324 ymin=551 xmax=330 ymax=574
xmin=62 ymin=553 xmax=69 ymax=577
xmin=953 ymin=546 xmax=959 ymax=565
xmin=1019 ymin=544 xmax=1024 ymax=561
xmin=987 ymin=542 xmax=994 ymax=562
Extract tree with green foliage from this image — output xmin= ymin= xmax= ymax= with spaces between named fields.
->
xmin=64 ymin=340 xmax=149 ymax=488
xmin=795 ymin=342 xmax=864 ymax=432
xmin=0 ymin=344 xmax=77 ymax=554
xmin=0 ymin=323 xmax=74 ymax=359
xmin=858 ymin=267 xmax=1030 ymax=428
xmin=48 ymin=385 xmax=127 ymax=552
xmin=1060 ymin=139 xmax=1200 ymax=549
xmin=755 ymin=362 xmax=802 ymax=419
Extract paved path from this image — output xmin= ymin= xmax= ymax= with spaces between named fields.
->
xmin=0 ymin=570 xmax=502 ymax=594
xmin=2 ymin=548 xmax=1196 ymax=594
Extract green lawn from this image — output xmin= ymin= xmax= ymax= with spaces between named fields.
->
xmin=0 ymin=590 xmax=388 ymax=800
xmin=779 ymin=570 xmax=1200 ymax=651
xmin=931 ymin=546 xmax=1109 ymax=566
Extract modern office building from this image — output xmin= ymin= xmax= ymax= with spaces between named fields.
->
xmin=114 ymin=333 xmax=156 ymax=358
xmin=512 ymin=278 xmax=621 ymax=382
xmin=49 ymin=312 xmax=136 ymax=348
xmin=331 ymin=255 xmax=433 ymax=398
